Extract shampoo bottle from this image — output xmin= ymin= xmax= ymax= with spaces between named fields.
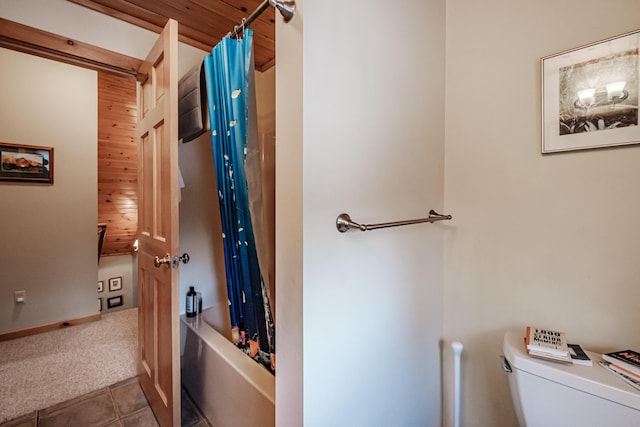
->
xmin=186 ymin=286 xmax=197 ymax=317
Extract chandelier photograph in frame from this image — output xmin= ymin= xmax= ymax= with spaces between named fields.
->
xmin=541 ymin=29 xmax=639 ymax=153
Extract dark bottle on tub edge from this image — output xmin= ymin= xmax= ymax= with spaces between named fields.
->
xmin=186 ymin=286 xmax=197 ymax=317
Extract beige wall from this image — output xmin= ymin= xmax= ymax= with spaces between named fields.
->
xmin=275 ymin=3 xmax=304 ymax=424
xmin=255 ymin=67 xmax=277 ymax=313
xmin=98 ymin=255 xmax=136 ymax=313
xmin=0 ymin=48 xmax=98 ymax=333
xmin=256 ymin=67 xmax=276 ymax=135
xmin=178 ymin=130 xmax=231 ymax=334
xmin=443 ymin=1 xmax=640 ymax=425
xmin=277 ymin=0 xmax=446 ymax=425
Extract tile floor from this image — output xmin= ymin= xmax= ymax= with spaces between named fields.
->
xmin=0 ymin=376 xmax=210 ymax=427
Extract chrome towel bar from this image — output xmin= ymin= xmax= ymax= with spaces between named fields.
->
xmin=336 ymin=210 xmax=452 ymax=233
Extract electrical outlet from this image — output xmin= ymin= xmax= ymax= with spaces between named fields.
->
xmin=14 ymin=290 xmax=26 ymax=304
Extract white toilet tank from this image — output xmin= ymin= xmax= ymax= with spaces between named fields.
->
xmin=503 ymin=331 xmax=640 ymax=426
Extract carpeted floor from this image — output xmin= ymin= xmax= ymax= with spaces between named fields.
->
xmin=0 ymin=308 xmax=141 ymax=423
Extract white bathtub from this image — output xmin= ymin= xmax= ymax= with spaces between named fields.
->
xmin=180 ymin=307 xmax=275 ymax=427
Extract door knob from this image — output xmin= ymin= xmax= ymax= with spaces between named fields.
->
xmin=154 ymin=253 xmax=190 ymax=268
xmin=172 ymin=253 xmax=190 ymax=268
xmin=154 ymin=254 xmax=171 ymax=268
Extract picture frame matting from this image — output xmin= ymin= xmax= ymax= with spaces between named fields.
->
xmin=108 ymin=276 xmax=123 ymax=292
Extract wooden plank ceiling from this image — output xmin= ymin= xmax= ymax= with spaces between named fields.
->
xmin=68 ymin=0 xmax=277 ymax=71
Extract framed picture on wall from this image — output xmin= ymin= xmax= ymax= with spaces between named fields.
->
xmin=108 ymin=277 xmax=123 ymax=292
xmin=541 ymin=29 xmax=640 ymax=153
xmin=98 ymin=281 xmax=104 ymax=293
xmin=0 ymin=142 xmax=54 ymax=183
xmin=99 ymin=297 xmax=103 ymax=312
xmin=107 ymin=295 xmax=123 ymax=309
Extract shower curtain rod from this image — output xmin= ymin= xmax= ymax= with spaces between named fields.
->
xmin=227 ymin=0 xmax=296 ymax=38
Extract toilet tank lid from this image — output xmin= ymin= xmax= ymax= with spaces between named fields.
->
xmin=503 ymin=331 xmax=640 ymax=411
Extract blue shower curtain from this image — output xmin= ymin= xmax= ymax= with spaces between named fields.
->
xmin=203 ymin=29 xmax=275 ymax=372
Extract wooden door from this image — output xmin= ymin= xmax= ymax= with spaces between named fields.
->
xmin=136 ymin=19 xmax=180 ymax=427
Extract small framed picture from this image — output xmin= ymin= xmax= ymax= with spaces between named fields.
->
xmin=98 ymin=281 xmax=104 ymax=293
xmin=98 ymin=297 xmax=103 ymax=312
xmin=108 ymin=277 xmax=123 ymax=292
xmin=0 ymin=142 xmax=54 ymax=183
xmin=107 ymin=295 xmax=123 ymax=309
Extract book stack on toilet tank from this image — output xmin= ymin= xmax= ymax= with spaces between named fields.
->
xmin=601 ymin=349 xmax=640 ymax=392
xmin=524 ymin=326 xmax=573 ymax=364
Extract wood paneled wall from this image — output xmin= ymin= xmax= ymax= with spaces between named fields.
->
xmin=98 ymin=72 xmax=138 ymax=256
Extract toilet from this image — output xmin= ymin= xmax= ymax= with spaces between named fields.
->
xmin=502 ymin=331 xmax=640 ymax=426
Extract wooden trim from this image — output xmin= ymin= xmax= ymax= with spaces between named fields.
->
xmin=0 ymin=313 xmax=102 ymax=342
xmin=0 ymin=17 xmax=143 ymax=78
xmin=258 ymin=56 xmax=276 ymax=73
